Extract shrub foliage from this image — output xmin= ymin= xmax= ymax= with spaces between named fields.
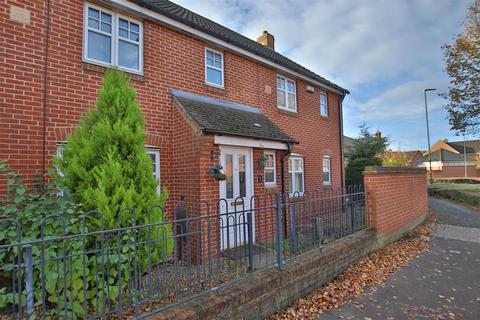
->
xmin=0 ymin=70 xmax=173 ymax=318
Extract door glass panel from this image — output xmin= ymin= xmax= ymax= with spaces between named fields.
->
xmin=289 ymin=172 xmax=293 ymax=193
xmin=265 ymin=169 xmax=274 ymax=183
xmin=238 ymin=155 xmax=246 ymax=198
xmin=295 ymin=172 xmax=303 ymax=193
xmin=225 ymin=154 xmax=233 ymax=199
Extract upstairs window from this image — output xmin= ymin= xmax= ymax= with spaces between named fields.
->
xmin=84 ymin=3 xmax=143 ymax=73
xmin=277 ymin=75 xmax=296 ymax=112
xmin=205 ymin=48 xmax=224 ymax=87
xmin=320 ymin=92 xmax=328 ymax=117
xmin=288 ymin=157 xmax=304 ymax=195
xmin=323 ymin=156 xmax=331 ymax=186
xmin=263 ymin=151 xmax=276 ymax=186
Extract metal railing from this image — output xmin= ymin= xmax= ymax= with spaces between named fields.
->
xmin=0 ymin=186 xmax=366 ymax=319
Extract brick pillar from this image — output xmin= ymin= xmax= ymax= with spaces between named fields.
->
xmin=364 ymin=166 xmax=428 ymax=245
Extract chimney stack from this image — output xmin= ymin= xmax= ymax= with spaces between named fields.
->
xmin=257 ymin=31 xmax=275 ymax=50
xmin=375 ymin=131 xmax=382 ymax=140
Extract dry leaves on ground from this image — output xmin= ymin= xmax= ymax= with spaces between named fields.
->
xmin=269 ymin=214 xmax=436 ymax=320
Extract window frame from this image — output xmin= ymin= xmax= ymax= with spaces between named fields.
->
xmin=204 ymin=47 xmax=225 ymax=88
xmin=83 ymin=2 xmax=144 ymax=75
xmin=263 ymin=151 xmax=276 ymax=187
xmin=320 ymin=92 xmax=328 ymax=117
xmin=288 ymin=156 xmax=304 ymax=195
xmin=323 ymin=155 xmax=331 ymax=186
xmin=146 ymin=147 xmax=161 ymax=194
xmin=57 ymin=143 xmax=160 ymax=194
xmin=277 ymin=75 xmax=297 ymax=112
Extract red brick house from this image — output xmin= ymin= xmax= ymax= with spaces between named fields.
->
xmin=1 ymin=0 xmax=349 ymax=247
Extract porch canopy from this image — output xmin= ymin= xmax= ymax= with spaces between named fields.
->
xmin=171 ymin=90 xmax=297 ymax=149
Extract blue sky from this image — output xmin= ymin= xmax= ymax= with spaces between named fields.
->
xmin=175 ymin=0 xmax=472 ymax=150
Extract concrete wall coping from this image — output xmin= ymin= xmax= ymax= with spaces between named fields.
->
xmin=363 ymin=166 xmax=427 ymax=175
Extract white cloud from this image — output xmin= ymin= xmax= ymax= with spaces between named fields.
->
xmin=347 ymin=80 xmax=446 ymax=121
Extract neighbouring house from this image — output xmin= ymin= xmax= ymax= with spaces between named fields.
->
xmin=343 ymin=136 xmax=357 ymax=163
xmin=416 ymin=139 xmax=480 ymax=178
xmin=1 ymin=1 xmax=349 ymax=248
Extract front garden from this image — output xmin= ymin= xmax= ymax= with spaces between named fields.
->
xmin=0 ymin=69 xmax=173 ymax=318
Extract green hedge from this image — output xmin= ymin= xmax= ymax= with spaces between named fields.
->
xmin=428 ymin=183 xmax=480 ymax=207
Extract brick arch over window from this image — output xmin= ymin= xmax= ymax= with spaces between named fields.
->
xmin=322 ymin=149 xmax=333 ymax=157
xmin=146 ymin=132 xmax=164 ymax=148
xmin=54 ymin=126 xmax=77 ymax=141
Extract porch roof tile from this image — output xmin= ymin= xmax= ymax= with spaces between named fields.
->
xmin=172 ymin=90 xmax=298 ymax=144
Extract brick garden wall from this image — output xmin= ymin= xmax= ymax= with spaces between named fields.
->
xmin=151 ymin=168 xmax=430 ymax=319
xmin=364 ymin=166 xmax=428 ymax=244
xmin=155 ymin=230 xmax=378 ymax=320
xmin=431 ymin=165 xmax=480 ymax=179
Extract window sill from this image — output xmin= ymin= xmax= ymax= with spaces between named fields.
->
xmin=204 ymin=83 xmax=226 ymax=95
xmin=277 ymin=108 xmax=299 ymax=117
xmin=264 ymin=183 xmax=277 ymax=189
xmin=320 ymin=115 xmax=330 ymax=120
xmin=82 ymin=62 xmax=145 ymax=83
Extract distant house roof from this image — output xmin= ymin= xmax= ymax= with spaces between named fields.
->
xmin=172 ymin=90 xmax=298 ymax=144
xmin=344 ymin=136 xmax=357 ymax=149
xmin=132 ymin=0 xmax=348 ymax=95
xmin=426 ymin=139 xmax=480 ymax=156
xmin=447 ymin=140 xmax=480 ymax=154
xmin=416 ymin=149 xmax=477 ymax=164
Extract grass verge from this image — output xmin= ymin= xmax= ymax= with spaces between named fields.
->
xmin=428 ymin=183 xmax=480 ymax=207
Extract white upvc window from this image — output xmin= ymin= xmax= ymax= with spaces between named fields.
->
xmin=277 ymin=75 xmax=297 ymax=112
xmin=56 ymin=144 xmax=160 ymax=193
xmin=288 ymin=157 xmax=304 ymax=195
xmin=205 ymin=48 xmax=224 ymax=87
xmin=323 ymin=156 xmax=331 ymax=186
xmin=320 ymin=92 xmax=328 ymax=117
xmin=263 ymin=151 xmax=276 ymax=186
xmin=84 ymin=3 xmax=143 ymax=74
xmin=147 ymin=148 xmax=161 ymax=194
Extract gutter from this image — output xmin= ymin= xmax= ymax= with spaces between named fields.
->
xmin=281 ymin=142 xmax=293 ymax=237
xmin=339 ymin=93 xmax=347 ymax=191
xmin=42 ymin=0 xmax=53 ymax=188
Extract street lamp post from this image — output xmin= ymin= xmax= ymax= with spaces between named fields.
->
xmin=463 ymin=131 xmax=468 ymax=178
xmin=424 ymin=88 xmax=436 ymax=184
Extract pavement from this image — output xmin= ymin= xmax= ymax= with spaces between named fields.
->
xmin=319 ymin=197 xmax=480 ymax=320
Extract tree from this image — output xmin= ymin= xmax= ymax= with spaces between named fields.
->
xmin=345 ymin=125 xmax=389 ymax=186
xmin=382 ymin=150 xmax=408 ymax=167
xmin=55 ymin=69 xmax=173 ymax=315
xmin=57 ymin=69 xmax=168 ymax=229
xmin=442 ymin=0 xmax=480 ymax=135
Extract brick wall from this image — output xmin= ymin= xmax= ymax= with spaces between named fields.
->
xmin=155 ymin=229 xmax=378 ymax=320
xmin=1 ymin=0 xmax=344 ymax=207
xmin=364 ymin=166 xmax=428 ymax=243
xmin=431 ymin=165 xmax=480 ymax=179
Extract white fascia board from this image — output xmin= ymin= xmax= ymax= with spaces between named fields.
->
xmin=109 ymin=0 xmax=344 ymax=95
xmin=214 ymin=135 xmax=288 ymax=150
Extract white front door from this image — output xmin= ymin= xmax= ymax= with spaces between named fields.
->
xmin=219 ymin=146 xmax=254 ymax=250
